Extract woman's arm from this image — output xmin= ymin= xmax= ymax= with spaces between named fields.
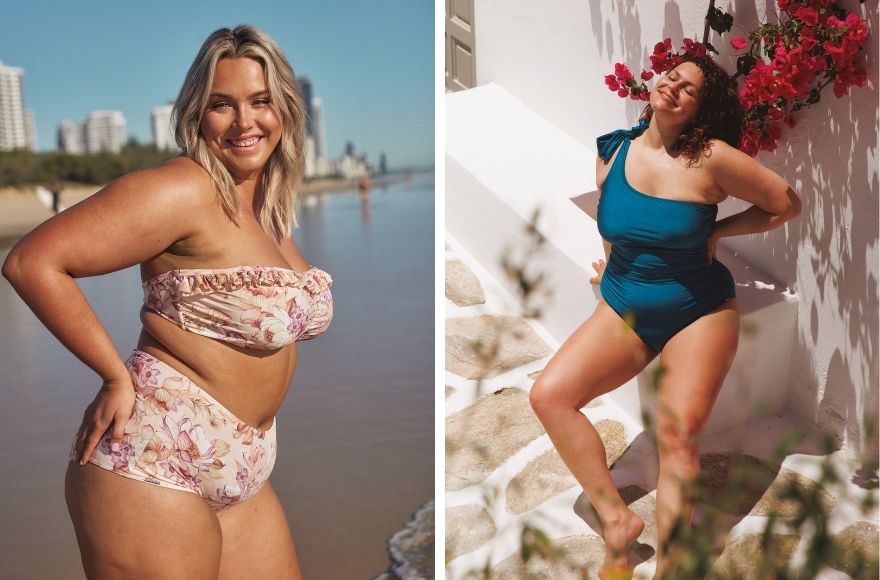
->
xmin=704 ymin=141 xmax=802 ymax=262
xmin=2 ymin=158 xmax=210 ymax=462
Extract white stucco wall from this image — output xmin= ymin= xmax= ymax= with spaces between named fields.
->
xmin=472 ymin=0 xmax=879 ymax=461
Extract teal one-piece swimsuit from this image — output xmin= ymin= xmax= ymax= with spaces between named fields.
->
xmin=596 ymin=120 xmax=736 ymax=352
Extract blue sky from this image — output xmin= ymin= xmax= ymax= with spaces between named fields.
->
xmin=1 ymin=0 xmax=434 ymax=169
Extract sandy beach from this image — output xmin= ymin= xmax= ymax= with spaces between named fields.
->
xmin=0 ymin=175 xmax=405 ymax=243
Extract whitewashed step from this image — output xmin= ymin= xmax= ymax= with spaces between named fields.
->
xmin=446 ymin=83 xmax=798 ymax=435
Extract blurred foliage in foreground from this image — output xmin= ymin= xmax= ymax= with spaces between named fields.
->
xmin=0 ymin=142 xmax=175 ymax=188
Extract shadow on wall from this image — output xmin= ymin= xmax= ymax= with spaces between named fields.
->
xmin=783 ymin=0 xmax=879 ymax=475
xmin=584 ymin=0 xmax=879 ymax=472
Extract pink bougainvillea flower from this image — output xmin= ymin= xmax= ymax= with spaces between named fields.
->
xmin=681 ymin=38 xmax=708 ymax=58
xmin=793 ymin=6 xmax=819 ymax=26
xmin=730 ymin=36 xmax=748 ymax=50
xmin=614 ymin=62 xmax=634 ymax=80
xmin=640 ymin=69 xmax=654 ymax=81
xmin=617 ymin=87 xmax=629 ymax=97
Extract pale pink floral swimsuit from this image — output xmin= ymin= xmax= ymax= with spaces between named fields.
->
xmin=75 ymin=265 xmax=333 ymax=511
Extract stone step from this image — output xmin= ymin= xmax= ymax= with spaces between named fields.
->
xmin=446 ymin=83 xmax=798 ymax=435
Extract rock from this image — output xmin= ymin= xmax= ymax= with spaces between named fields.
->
xmin=446 ymin=387 xmax=545 ymax=491
xmin=491 ymin=534 xmax=605 ymax=579
xmin=376 ymin=500 xmax=434 ymax=580
xmin=751 ymin=467 xmax=837 ymax=517
xmin=699 ymin=453 xmax=780 ymax=516
xmin=596 ymin=420 xmax=628 ymax=466
xmin=446 ymin=504 xmax=496 ymax=561
xmin=445 ymin=259 xmax=486 ymax=306
xmin=445 ymin=385 xmax=455 ymax=398
xmin=709 ymin=533 xmax=800 ymax=579
xmin=504 ymin=420 xmax=628 ymax=514
xmin=446 ymin=315 xmax=551 ymax=379
xmin=527 ymin=369 xmax=542 ymax=380
xmin=506 ymin=448 xmax=577 ymax=515
xmin=828 ymin=521 xmax=879 ymax=579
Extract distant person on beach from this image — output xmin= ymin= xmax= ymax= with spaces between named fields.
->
xmin=359 ymin=174 xmax=371 ymax=199
xmin=49 ymin=180 xmax=63 ymax=214
xmin=3 ymin=25 xmax=331 ymax=579
xmin=528 ymin=55 xmax=801 ymax=578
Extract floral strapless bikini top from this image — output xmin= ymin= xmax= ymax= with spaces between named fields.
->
xmin=143 ymin=265 xmax=333 ymax=350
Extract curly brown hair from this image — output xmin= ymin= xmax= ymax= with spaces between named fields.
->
xmin=642 ymin=53 xmax=743 ymax=165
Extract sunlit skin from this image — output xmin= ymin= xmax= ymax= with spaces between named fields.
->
xmin=649 ymin=62 xmax=705 ymax=130
xmin=2 ymin=53 xmax=308 ymax=577
xmin=201 ymin=57 xmax=283 ymax=183
xmin=530 ymin=61 xmax=801 ymax=579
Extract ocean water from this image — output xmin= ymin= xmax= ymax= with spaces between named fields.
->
xmin=0 ymin=174 xmax=435 ymax=579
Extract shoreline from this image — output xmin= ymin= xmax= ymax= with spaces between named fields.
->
xmin=0 ymin=173 xmax=421 ymax=243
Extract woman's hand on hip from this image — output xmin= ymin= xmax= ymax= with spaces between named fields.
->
xmin=590 ymin=259 xmax=606 ymax=285
xmin=75 ymin=376 xmax=136 ymax=466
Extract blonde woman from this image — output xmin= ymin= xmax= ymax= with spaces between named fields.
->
xmin=2 ymin=25 xmax=330 ymax=578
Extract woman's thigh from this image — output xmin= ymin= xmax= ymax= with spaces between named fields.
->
xmin=65 ymin=462 xmax=222 ymax=580
xmin=216 ymin=482 xmax=302 ymax=580
xmin=532 ymin=301 xmax=657 ymax=409
xmin=656 ymin=299 xmax=740 ymax=436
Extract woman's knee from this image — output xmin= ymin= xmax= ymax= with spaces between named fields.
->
xmin=656 ymin=415 xmax=705 ymax=459
xmin=529 ymin=374 xmax=586 ymax=418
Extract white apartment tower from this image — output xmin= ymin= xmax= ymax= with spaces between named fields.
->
xmin=57 ymin=120 xmax=84 ymax=154
xmin=0 ymin=61 xmax=28 ymax=151
xmin=151 ymin=103 xmax=175 ymax=151
xmin=84 ymin=110 xmax=127 ymax=154
xmin=312 ymin=97 xmax=326 ymax=161
xmin=24 ymin=109 xmax=37 ymax=151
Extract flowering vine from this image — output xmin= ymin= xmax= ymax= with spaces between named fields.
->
xmin=604 ymin=1 xmax=870 ymax=156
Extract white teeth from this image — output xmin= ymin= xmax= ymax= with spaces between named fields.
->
xmin=231 ymin=137 xmax=260 ymax=147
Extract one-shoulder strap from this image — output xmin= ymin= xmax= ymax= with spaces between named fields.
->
xmin=596 ymin=118 xmax=649 ymax=162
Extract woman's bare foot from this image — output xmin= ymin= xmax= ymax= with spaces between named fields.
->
xmin=597 ymin=508 xmax=644 ymax=580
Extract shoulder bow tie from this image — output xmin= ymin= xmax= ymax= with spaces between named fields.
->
xmin=596 ymin=118 xmax=649 ymax=162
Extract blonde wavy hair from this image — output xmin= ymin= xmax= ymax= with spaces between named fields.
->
xmin=173 ymin=25 xmax=306 ymax=239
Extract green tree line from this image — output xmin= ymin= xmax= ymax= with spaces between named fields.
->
xmin=0 ymin=141 xmax=176 ymax=188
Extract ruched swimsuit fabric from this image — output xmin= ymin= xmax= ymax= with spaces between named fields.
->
xmin=596 ymin=120 xmax=735 ymax=351
xmin=143 ymin=265 xmax=333 ymax=349
xmin=75 ymin=265 xmax=333 ymax=510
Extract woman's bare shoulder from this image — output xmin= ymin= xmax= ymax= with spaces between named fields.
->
xmin=703 ymin=139 xmax=748 ymax=166
xmin=122 ymin=156 xmax=216 ymax=208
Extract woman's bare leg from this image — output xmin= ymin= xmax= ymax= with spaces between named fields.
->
xmin=653 ymin=300 xmax=739 ymax=577
xmin=65 ymin=462 xmax=223 ymax=579
xmin=529 ymin=302 xmax=656 ymax=577
xmin=217 ymin=481 xmax=303 ymax=580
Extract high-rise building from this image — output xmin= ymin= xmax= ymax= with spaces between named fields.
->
xmin=24 ymin=109 xmax=37 ymax=151
xmin=312 ymin=97 xmax=326 ymax=162
xmin=83 ymin=110 xmax=127 ymax=154
xmin=379 ymin=152 xmax=387 ymax=175
xmin=304 ymin=135 xmax=316 ymax=178
xmin=151 ymin=103 xmax=175 ymax=151
xmin=345 ymin=140 xmax=355 ymax=157
xmin=57 ymin=120 xmax=84 ymax=154
xmin=299 ymin=76 xmax=314 ymax=138
xmin=0 ymin=61 xmax=27 ymax=151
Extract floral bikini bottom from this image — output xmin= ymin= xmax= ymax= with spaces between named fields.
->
xmin=73 ymin=350 xmax=277 ymax=512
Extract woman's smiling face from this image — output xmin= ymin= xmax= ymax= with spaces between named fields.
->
xmin=650 ymin=61 xmax=705 ymax=125
xmin=200 ymin=57 xmax=283 ymax=181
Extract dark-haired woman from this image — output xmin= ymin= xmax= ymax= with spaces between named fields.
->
xmin=529 ymin=55 xmax=801 ymax=578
